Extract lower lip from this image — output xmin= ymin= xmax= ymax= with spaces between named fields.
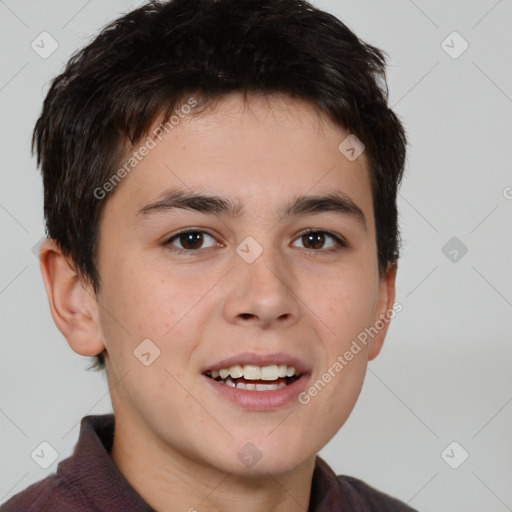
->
xmin=202 ymin=374 xmax=310 ymax=410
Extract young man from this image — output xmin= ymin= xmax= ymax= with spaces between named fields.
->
xmin=2 ymin=0 xmax=415 ymax=510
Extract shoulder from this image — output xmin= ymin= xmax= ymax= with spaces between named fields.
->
xmin=0 ymin=459 xmax=89 ymax=511
xmin=1 ymin=475 xmax=63 ymax=512
xmin=311 ymin=456 xmax=418 ymax=511
xmin=337 ymin=474 xmax=418 ymax=512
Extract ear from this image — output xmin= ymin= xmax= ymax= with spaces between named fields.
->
xmin=368 ymin=263 xmax=398 ymax=361
xmin=39 ymin=238 xmax=106 ymax=357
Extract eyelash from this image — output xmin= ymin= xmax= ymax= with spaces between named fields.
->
xmin=163 ymin=228 xmax=347 ymax=255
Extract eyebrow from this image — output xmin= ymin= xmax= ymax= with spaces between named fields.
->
xmin=138 ymin=187 xmax=366 ymax=229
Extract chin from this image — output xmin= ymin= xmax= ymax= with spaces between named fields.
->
xmin=207 ymin=441 xmax=314 ymax=477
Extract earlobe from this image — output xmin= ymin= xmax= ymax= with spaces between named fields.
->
xmin=368 ymin=263 xmax=397 ymax=361
xmin=39 ymin=238 xmax=106 ymax=357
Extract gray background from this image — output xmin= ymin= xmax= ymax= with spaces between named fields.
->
xmin=1 ymin=0 xmax=511 ymax=510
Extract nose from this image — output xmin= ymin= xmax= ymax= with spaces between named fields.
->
xmin=222 ymin=246 xmax=300 ymax=329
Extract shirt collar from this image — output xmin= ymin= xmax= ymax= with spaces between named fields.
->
xmin=59 ymin=414 xmax=154 ymax=511
xmin=60 ymin=413 xmax=353 ymax=512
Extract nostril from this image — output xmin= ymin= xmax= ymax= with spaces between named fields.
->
xmin=240 ymin=313 xmax=255 ymax=320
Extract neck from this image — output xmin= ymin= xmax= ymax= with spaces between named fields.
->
xmin=109 ymin=411 xmax=316 ymax=512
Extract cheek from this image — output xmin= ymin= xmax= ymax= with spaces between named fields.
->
xmin=95 ymin=262 xmax=174 ymax=371
xmin=311 ymin=270 xmax=377 ymax=414
xmin=316 ymin=268 xmax=378 ymax=343
xmin=101 ymin=255 xmax=184 ymax=332
xmin=97 ymin=264 xmax=200 ymax=398
xmin=99 ymin=257 xmax=217 ymax=368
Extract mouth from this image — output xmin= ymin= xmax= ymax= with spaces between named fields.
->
xmin=203 ymin=364 xmax=302 ymax=391
xmin=201 ymin=353 xmax=311 ymax=409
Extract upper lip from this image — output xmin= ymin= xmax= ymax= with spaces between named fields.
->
xmin=202 ymin=352 xmax=311 ymax=376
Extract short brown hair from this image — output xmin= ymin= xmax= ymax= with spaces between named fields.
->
xmin=32 ymin=0 xmax=407 ymax=372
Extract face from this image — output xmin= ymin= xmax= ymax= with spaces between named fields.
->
xmin=89 ymin=92 xmax=395 ymax=476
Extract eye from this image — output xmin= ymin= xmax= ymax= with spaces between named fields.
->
xmin=163 ymin=228 xmax=346 ymax=254
xmin=292 ymin=229 xmax=346 ymax=251
xmin=164 ymin=229 xmax=220 ymax=252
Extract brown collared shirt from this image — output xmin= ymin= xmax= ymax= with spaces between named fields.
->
xmin=1 ymin=414 xmax=418 ymax=511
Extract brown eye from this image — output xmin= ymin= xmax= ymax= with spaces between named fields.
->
xmin=292 ymin=230 xmax=345 ymax=251
xmin=179 ymin=231 xmax=204 ymax=250
xmin=302 ymin=232 xmax=326 ymax=249
xmin=165 ymin=230 xmax=218 ymax=252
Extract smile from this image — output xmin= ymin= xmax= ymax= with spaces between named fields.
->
xmin=202 ymin=365 xmax=310 ymax=410
xmin=204 ymin=364 xmax=301 ymax=391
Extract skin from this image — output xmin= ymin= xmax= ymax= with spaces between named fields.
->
xmin=40 ymin=92 xmax=397 ymax=512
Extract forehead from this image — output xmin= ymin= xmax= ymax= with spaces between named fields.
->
xmin=103 ymin=92 xmax=374 ymax=227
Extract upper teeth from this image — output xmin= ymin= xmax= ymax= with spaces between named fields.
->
xmin=210 ymin=364 xmax=298 ymax=381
